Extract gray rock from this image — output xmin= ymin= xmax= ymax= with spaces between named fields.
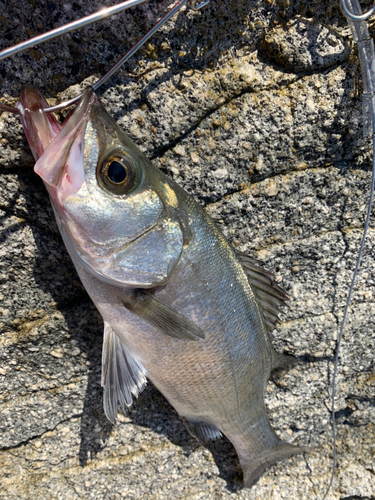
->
xmin=0 ymin=0 xmax=374 ymax=499
xmin=261 ymin=16 xmax=351 ymax=72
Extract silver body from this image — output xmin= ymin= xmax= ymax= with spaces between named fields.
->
xmin=77 ymin=194 xmax=274 ymax=450
xmin=17 ymin=86 xmax=306 ymax=487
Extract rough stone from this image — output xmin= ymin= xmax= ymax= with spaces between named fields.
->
xmin=261 ymin=16 xmax=351 ymax=72
xmin=0 ymin=0 xmax=374 ymax=499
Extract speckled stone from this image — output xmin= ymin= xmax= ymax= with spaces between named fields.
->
xmin=261 ymin=16 xmax=351 ymax=72
xmin=0 ymin=0 xmax=374 ymax=499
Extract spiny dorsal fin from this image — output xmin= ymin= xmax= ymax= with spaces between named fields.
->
xmin=102 ymin=322 xmax=147 ymax=423
xmin=235 ymin=250 xmax=289 ymax=333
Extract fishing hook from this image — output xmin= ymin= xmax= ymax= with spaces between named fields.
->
xmin=341 ymin=0 xmax=375 ymax=21
xmin=0 ymin=0 xmax=210 ymax=115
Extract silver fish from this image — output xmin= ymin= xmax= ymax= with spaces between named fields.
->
xmin=17 ymin=85 xmax=308 ymax=487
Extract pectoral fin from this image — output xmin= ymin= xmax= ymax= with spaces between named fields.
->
xmin=122 ymin=290 xmax=205 ymax=341
xmin=102 ymin=322 xmax=147 ymax=423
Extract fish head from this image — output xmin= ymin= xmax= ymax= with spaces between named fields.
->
xmin=17 ymin=87 xmax=184 ymax=288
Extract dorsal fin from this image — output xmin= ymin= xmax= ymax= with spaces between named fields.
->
xmin=235 ymin=250 xmax=289 ymax=333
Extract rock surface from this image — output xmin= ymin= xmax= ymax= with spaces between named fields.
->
xmin=0 ymin=0 xmax=374 ymax=499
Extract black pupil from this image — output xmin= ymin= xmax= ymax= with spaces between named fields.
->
xmin=107 ymin=160 xmax=127 ymax=184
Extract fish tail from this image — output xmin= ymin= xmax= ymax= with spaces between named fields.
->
xmin=239 ymin=441 xmax=309 ymax=488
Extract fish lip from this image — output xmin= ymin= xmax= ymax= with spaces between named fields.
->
xmin=16 ymin=85 xmax=62 ymax=161
xmin=32 ymin=88 xmax=95 ymax=192
xmin=59 ymin=87 xmax=95 ymax=135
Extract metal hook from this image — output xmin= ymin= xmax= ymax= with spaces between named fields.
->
xmin=341 ymin=0 xmax=375 ymax=21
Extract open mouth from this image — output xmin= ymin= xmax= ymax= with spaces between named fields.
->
xmin=17 ymin=86 xmax=62 ymax=160
xmin=17 ymin=86 xmax=96 ymax=202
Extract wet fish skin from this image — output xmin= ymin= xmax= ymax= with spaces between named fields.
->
xmin=17 ymin=86 xmax=308 ymax=487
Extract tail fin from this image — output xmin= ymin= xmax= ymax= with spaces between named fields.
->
xmin=240 ymin=441 xmax=310 ymax=488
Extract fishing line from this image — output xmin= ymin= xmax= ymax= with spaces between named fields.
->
xmin=0 ymin=0 xmax=210 ymax=114
xmin=322 ymin=0 xmax=375 ymax=498
xmin=45 ymin=0 xmax=193 ymax=113
xmin=322 ymin=114 xmax=375 ymax=500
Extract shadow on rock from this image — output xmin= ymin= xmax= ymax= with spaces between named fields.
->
xmin=127 ymin=383 xmax=244 ymax=493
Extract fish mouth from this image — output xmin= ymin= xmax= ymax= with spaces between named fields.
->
xmin=17 ymin=87 xmax=95 ymax=198
xmin=17 ymin=86 xmax=62 ymax=160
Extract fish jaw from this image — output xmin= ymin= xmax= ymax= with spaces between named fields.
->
xmin=16 ymin=86 xmax=62 ymax=161
xmin=17 ymin=86 xmax=95 ymax=208
xmin=33 ymin=88 xmax=95 ymax=206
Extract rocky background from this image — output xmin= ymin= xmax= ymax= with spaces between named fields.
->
xmin=0 ymin=0 xmax=374 ymax=498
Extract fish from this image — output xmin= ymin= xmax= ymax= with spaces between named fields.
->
xmin=16 ymin=84 xmax=308 ymax=488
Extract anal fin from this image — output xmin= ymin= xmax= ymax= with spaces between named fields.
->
xmin=182 ymin=418 xmax=222 ymax=445
xmin=102 ymin=322 xmax=147 ymax=423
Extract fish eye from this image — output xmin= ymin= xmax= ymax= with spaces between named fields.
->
xmin=107 ymin=160 xmax=127 ymax=184
xmin=98 ymin=153 xmax=137 ymax=195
